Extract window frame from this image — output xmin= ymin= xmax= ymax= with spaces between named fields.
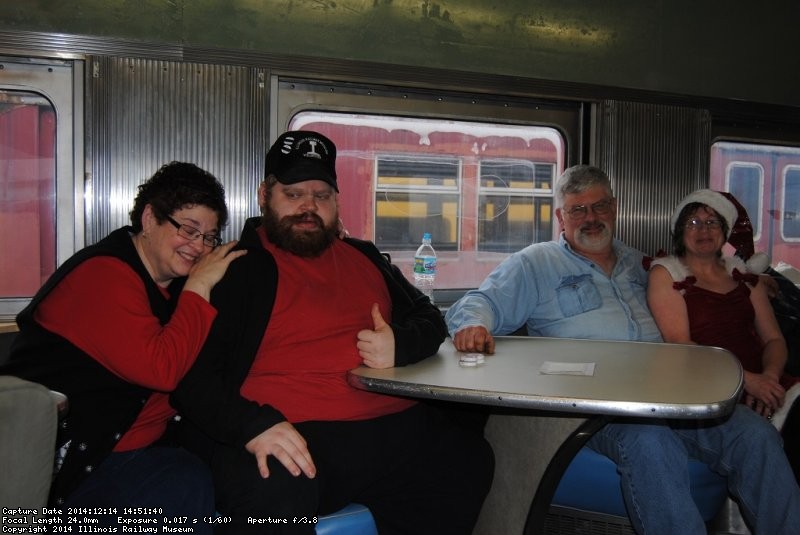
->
xmin=477 ymin=158 xmax=555 ymax=253
xmin=374 ymin=152 xmax=462 ymax=252
xmin=709 ymin=137 xmax=800 ymax=270
xmin=0 ymin=57 xmax=84 ymax=320
xmin=782 ymin=164 xmax=800 ymax=242
xmin=724 ymin=160 xmax=764 ymax=242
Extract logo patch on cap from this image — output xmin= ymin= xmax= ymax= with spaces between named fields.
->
xmin=266 ymin=130 xmax=338 ymax=191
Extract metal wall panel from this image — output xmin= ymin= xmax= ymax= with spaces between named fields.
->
xmin=597 ymin=100 xmax=711 ymax=257
xmin=86 ymin=57 xmax=268 ymax=244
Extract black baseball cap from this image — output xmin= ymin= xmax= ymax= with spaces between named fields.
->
xmin=265 ymin=130 xmax=338 ymax=191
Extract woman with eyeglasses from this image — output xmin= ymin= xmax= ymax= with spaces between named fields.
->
xmin=2 ymin=161 xmax=246 ymax=530
xmin=647 ymin=189 xmax=798 ymax=424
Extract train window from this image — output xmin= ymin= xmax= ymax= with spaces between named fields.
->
xmin=478 ymin=160 xmax=554 ymax=253
xmin=785 ymin=167 xmax=800 ymax=239
xmin=290 ymin=112 xmax=564 ymax=291
xmin=0 ymin=58 xmax=80 ymax=320
xmin=0 ymin=90 xmax=56 ymax=300
xmin=727 ymin=163 xmax=763 ymax=241
xmin=710 ymin=141 xmax=800 ymax=268
xmin=375 ymin=155 xmax=460 ymax=252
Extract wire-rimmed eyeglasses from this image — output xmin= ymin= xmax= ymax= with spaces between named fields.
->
xmin=684 ymin=218 xmax=722 ymax=231
xmin=563 ymin=198 xmax=615 ymax=221
xmin=165 ymin=216 xmax=222 ymax=248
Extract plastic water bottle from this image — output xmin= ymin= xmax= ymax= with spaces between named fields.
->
xmin=413 ymin=232 xmax=437 ymax=303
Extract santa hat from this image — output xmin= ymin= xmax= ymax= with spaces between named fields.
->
xmin=670 ymin=188 xmax=770 ymax=273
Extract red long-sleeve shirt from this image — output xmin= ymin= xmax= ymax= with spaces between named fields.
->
xmin=239 ymin=226 xmax=416 ymax=422
xmin=35 ymin=256 xmax=217 ymax=450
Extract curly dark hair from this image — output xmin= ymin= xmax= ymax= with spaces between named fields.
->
xmin=672 ymin=202 xmax=729 ymax=257
xmin=129 ymin=161 xmax=229 ymax=232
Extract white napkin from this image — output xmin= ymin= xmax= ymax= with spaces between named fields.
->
xmin=539 ymin=361 xmax=595 ymax=376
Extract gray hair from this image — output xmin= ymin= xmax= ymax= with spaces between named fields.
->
xmin=555 ymin=165 xmax=613 ymax=207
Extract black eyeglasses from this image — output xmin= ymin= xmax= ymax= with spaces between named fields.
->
xmin=564 ymin=198 xmax=615 ymax=221
xmin=685 ymin=218 xmax=722 ymax=231
xmin=165 ymin=216 xmax=222 ymax=248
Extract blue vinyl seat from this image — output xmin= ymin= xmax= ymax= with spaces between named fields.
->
xmin=316 ymin=503 xmax=377 ymax=535
xmin=552 ymin=446 xmax=728 ymax=523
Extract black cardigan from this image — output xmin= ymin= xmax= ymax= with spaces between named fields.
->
xmin=171 ymin=217 xmax=447 ymax=460
xmin=2 ymin=227 xmax=184 ymax=504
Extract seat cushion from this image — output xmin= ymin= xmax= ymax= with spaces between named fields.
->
xmin=0 ymin=375 xmax=58 ymax=508
xmin=315 ymin=503 xmax=377 ymax=535
xmin=552 ymin=446 xmax=728 ymax=521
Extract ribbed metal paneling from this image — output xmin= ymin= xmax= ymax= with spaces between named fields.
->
xmin=87 ymin=56 xmax=268 ymax=244
xmin=597 ymin=100 xmax=711 ymax=257
xmin=0 ymin=29 xmax=185 ymax=62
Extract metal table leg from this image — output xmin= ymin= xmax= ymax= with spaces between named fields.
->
xmin=524 ymin=415 xmax=612 ymax=534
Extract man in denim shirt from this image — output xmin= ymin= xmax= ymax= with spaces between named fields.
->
xmin=446 ymin=164 xmax=800 ymax=535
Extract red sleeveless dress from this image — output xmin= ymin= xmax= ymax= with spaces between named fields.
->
xmin=667 ymin=262 xmax=799 ymax=390
xmin=680 ymin=275 xmax=763 ymax=375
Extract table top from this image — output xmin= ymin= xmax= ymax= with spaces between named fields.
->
xmin=348 ymin=336 xmax=743 ymax=419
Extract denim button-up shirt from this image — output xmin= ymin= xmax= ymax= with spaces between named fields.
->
xmin=445 ymin=234 xmax=663 ymax=343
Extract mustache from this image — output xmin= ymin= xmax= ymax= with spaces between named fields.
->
xmin=285 ymin=212 xmax=324 ymax=227
xmin=580 ymin=221 xmax=606 ymax=231
xmin=263 ymin=209 xmax=337 ymax=258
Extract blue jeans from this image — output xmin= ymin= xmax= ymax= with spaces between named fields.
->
xmin=65 ymin=446 xmax=214 ymax=534
xmin=588 ymin=405 xmax=800 ymax=535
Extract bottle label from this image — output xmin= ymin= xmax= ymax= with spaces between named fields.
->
xmin=414 ymin=256 xmax=437 ymax=275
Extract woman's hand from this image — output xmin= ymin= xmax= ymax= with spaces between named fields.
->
xmin=183 ymin=241 xmax=247 ymax=300
xmin=245 ymin=421 xmax=316 ymax=479
xmin=743 ymin=370 xmax=786 ymax=418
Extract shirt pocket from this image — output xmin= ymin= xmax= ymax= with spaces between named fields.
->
xmin=556 ymin=274 xmax=602 ymax=317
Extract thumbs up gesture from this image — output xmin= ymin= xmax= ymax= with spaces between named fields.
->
xmin=356 ymin=303 xmax=395 ymax=369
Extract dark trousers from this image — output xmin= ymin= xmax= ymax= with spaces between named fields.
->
xmin=209 ymin=403 xmax=494 ymax=535
xmin=64 ymin=446 xmax=215 ymax=534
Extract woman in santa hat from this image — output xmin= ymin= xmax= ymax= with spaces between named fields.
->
xmin=648 ymin=188 xmax=799 ymax=478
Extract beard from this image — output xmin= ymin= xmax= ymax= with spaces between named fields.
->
xmin=571 ymin=221 xmax=613 ymax=253
xmin=262 ymin=209 xmax=338 ymax=258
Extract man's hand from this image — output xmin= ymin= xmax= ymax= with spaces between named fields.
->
xmin=245 ymin=421 xmax=316 ymax=479
xmin=758 ymin=273 xmax=779 ymax=299
xmin=452 ymin=325 xmax=495 ymax=355
xmin=357 ymin=303 xmax=395 ymax=369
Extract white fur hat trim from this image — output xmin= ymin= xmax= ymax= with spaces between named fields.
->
xmin=670 ymin=189 xmax=737 ymax=238
xmin=745 ymin=252 xmax=770 ymax=274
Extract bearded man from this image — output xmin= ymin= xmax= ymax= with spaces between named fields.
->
xmin=171 ymin=131 xmax=494 ymax=535
xmin=446 ymin=164 xmax=659 ymax=351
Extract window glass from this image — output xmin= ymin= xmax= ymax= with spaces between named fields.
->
xmin=290 ymin=112 xmax=564 ymax=289
xmin=784 ymin=167 xmax=800 ymax=239
xmin=478 ymin=160 xmax=554 ymax=252
xmin=375 ymin=155 xmax=460 ymax=251
xmin=727 ymin=163 xmax=763 ymax=240
xmin=710 ymin=141 xmax=800 ymax=269
xmin=0 ymin=90 xmax=56 ymax=299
